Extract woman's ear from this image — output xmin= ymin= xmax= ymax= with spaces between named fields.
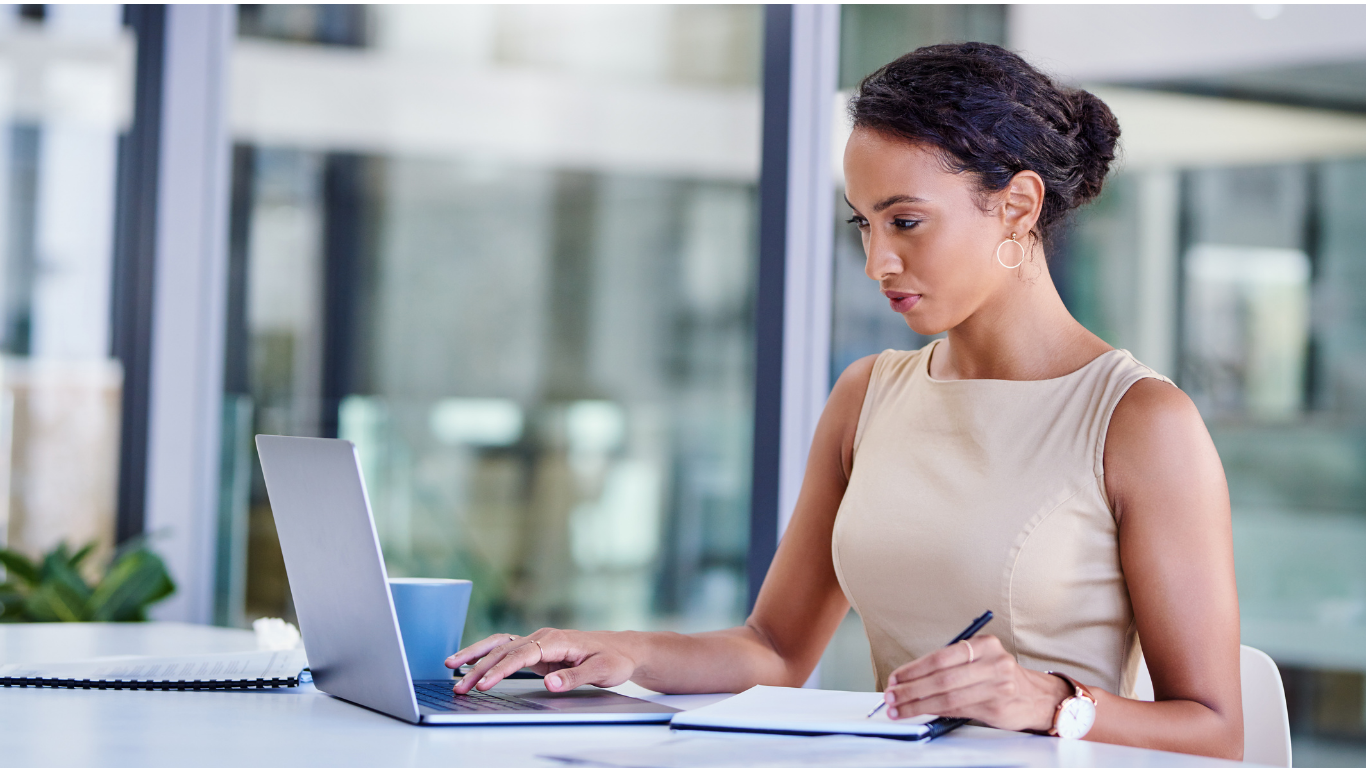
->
xmin=1001 ymin=170 xmax=1044 ymax=237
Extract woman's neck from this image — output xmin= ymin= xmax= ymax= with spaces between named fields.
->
xmin=929 ymin=261 xmax=1111 ymax=381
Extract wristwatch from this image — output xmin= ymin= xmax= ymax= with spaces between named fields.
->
xmin=1045 ymin=672 xmax=1097 ymax=739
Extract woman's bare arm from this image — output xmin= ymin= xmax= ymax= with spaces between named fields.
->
xmin=448 ymin=355 xmax=878 ymax=695
xmin=1087 ymin=378 xmax=1243 ymax=758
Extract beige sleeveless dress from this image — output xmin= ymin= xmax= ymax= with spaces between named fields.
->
xmin=831 ymin=339 xmax=1171 ymax=697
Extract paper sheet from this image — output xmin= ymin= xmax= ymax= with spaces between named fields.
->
xmin=0 ymin=649 xmax=308 ymax=683
xmin=542 ymin=733 xmax=1023 ymax=768
xmin=669 ymin=685 xmax=938 ymax=738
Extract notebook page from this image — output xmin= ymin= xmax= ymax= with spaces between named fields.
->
xmin=670 ymin=685 xmax=937 ymax=737
xmin=0 ymin=649 xmax=307 ymax=683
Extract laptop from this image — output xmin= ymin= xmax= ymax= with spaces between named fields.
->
xmin=256 ymin=434 xmax=679 ymax=725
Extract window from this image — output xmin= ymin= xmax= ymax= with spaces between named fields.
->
xmin=224 ymin=5 xmax=763 ymax=640
xmin=0 ymin=5 xmax=129 ymax=573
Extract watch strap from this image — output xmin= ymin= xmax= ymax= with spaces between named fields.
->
xmin=1044 ymin=672 xmax=1095 ymax=737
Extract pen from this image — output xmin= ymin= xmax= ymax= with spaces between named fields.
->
xmin=866 ymin=610 xmax=994 ymax=718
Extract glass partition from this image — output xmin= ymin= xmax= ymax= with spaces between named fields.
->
xmin=226 ymin=5 xmax=762 ymax=642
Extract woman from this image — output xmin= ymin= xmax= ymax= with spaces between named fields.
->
xmin=448 ymin=43 xmax=1243 ymax=758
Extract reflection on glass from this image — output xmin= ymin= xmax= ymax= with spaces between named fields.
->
xmin=0 ymin=6 xmax=129 ymax=574
xmin=227 ymin=6 xmax=761 ymax=641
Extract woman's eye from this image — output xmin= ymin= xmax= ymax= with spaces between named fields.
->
xmin=845 ymin=215 xmax=868 ymax=229
xmin=893 ymin=218 xmax=922 ymax=230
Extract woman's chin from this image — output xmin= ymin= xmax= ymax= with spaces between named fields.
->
xmin=904 ymin=313 xmax=947 ymax=337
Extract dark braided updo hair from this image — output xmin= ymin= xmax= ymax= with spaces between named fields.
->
xmin=849 ymin=42 xmax=1120 ymax=243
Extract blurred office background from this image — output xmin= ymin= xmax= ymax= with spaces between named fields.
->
xmin=225 ymin=3 xmax=762 ymax=643
xmin=0 ymin=5 xmax=1361 ymax=765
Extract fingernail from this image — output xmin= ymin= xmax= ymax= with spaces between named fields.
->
xmin=547 ymin=675 xmax=561 ymax=691
xmin=888 ymin=707 xmax=898 ymax=720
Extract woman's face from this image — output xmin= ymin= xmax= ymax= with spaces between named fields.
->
xmin=843 ymin=127 xmax=1015 ymax=336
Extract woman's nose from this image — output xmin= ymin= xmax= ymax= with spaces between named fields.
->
xmin=864 ymin=234 xmax=902 ymax=282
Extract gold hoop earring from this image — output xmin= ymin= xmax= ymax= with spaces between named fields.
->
xmin=996 ymin=234 xmax=1026 ymax=269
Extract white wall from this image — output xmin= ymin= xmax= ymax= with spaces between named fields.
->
xmin=1011 ymin=4 xmax=1366 ymax=84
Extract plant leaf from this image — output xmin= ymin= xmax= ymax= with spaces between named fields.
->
xmin=23 ymin=580 xmax=93 ymax=622
xmin=0 ymin=584 xmax=25 ymax=622
xmin=0 ymin=549 xmax=41 ymax=587
xmin=89 ymin=548 xmax=176 ymax=622
xmin=68 ymin=542 xmax=98 ymax=571
xmin=39 ymin=548 xmax=94 ymax=603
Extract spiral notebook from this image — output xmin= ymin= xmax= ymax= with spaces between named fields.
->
xmin=0 ymin=649 xmax=308 ymax=691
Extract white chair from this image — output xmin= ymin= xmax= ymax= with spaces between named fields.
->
xmin=1133 ymin=645 xmax=1292 ymax=767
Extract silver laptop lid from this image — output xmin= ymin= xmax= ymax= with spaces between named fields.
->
xmin=256 ymin=435 xmax=421 ymax=723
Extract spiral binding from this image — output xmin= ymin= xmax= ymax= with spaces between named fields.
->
xmin=1 ymin=675 xmax=302 ymax=691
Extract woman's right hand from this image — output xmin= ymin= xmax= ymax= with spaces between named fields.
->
xmin=446 ymin=629 xmax=641 ymax=694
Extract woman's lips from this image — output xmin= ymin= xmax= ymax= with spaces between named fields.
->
xmin=884 ymin=290 xmax=921 ymax=313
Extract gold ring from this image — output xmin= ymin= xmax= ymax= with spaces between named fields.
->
xmin=964 ymin=639 xmax=975 ymax=664
xmin=530 ymin=639 xmax=544 ymax=664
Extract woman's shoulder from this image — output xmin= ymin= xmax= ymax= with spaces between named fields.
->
xmin=1110 ymin=375 xmax=1198 ymax=436
xmin=1103 ymin=374 xmax=1214 ymax=517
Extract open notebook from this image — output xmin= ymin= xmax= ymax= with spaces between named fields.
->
xmin=0 ymin=649 xmax=308 ymax=691
xmin=671 ymin=685 xmax=963 ymax=741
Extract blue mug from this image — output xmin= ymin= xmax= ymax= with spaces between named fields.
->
xmin=389 ymin=578 xmax=473 ymax=681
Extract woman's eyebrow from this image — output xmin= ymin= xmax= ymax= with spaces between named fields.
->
xmin=872 ymin=194 xmax=927 ymax=212
xmin=841 ymin=192 xmax=928 ymax=210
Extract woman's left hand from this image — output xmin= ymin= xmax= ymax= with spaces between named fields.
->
xmin=881 ymin=634 xmax=1072 ymax=732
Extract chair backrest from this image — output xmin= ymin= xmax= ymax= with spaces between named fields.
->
xmin=1131 ymin=645 xmax=1291 ymax=767
xmin=1239 ymin=646 xmax=1292 ymax=767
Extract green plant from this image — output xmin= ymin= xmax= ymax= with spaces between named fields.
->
xmin=0 ymin=540 xmax=175 ymax=622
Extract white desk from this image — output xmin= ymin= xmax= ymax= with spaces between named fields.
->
xmin=1 ymin=623 xmax=1253 ymax=767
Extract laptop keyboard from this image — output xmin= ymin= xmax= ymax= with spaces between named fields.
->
xmin=414 ymin=681 xmax=553 ymax=713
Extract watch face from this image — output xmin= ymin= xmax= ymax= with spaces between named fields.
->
xmin=1056 ymin=696 xmax=1097 ymax=740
